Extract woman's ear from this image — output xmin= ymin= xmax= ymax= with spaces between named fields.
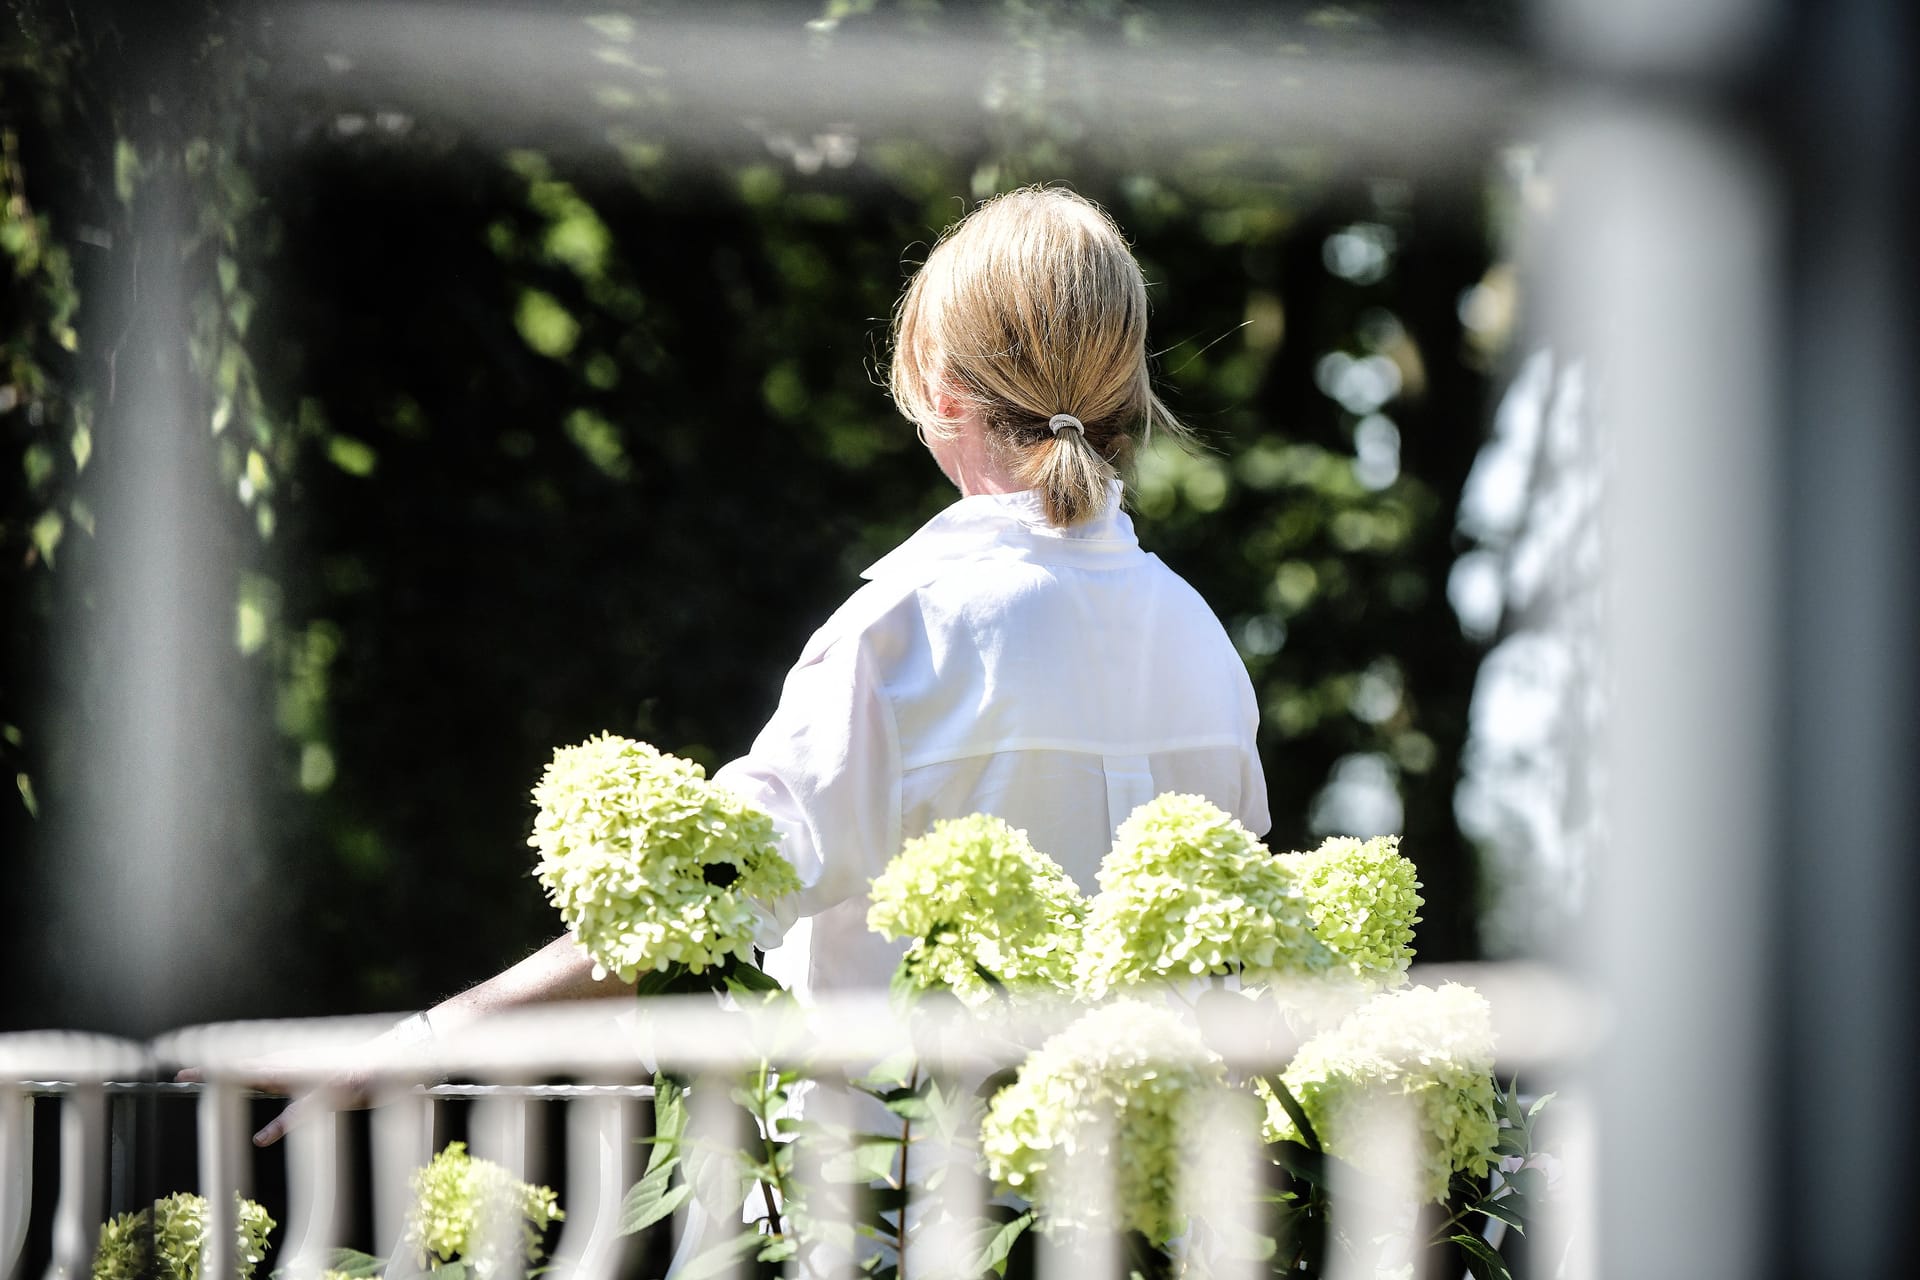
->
xmin=930 ymin=388 xmax=959 ymax=425
xmin=927 ymin=373 xmax=960 ymax=426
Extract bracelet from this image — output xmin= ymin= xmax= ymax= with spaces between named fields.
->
xmin=390 ymin=1010 xmax=435 ymax=1046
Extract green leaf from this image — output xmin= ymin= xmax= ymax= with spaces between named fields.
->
xmin=1474 ymin=1197 xmax=1527 ymax=1234
xmin=514 ymin=288 xmax=579 ymax=359
xmin=974 ymin=1066 xmax=1021 ymax=1101
xmin=883 ymin=1093 xmax=934 ymax=1124
xmin=651 ymin=1073 xmax=688 ymax=1151
xmin=322 ymin=1249 xmax=386 ymax=1278
xmin=722 ymin=963 xmax=784 ymax=994
xmin=971 ymin=960 xmax=1007 ymax=991
xmin=1527 ymin=1091 xmax=1558 ymax=1119
xmin=821 ymin=1139 xmax=904 ymax=1185
xmin=1268 ymin=1140 xmax=1329 ymax=1187
xmin=855 ymin=1050 xmax=919 ymax=1092
xmin=30 ymin=510 xmax=63 ymax=567
xmin=673 ymin=1231 xmax=760 ymax=1280
xmin=326 ymin=435 xmax=377 ymax=477
xmin=1504 ymin=1167 xmax=1547 ymax=1201
xmin=1450 ymin=1233 xmax=1514 ymax=1280
xmin=619 ymin=1153 xmax=689 ymax=1235
xmin=756 ymin=1236 xmax=797 ymax=1263
xmin=434 ymin=1263 xmax=468 ymax=1280
xmin=1499 ymin=1080 xmax=1527 ymax=1130
xmin=634 ymin=966 xmax=690 ymax=997
xmin=114 ymin=138 xmax=139 ymax=204
xmin=1265 ymin=1077 xmax=1321 ymax=1153
xmin=967 ymin=1212 xmax=1032 ymax=1277
xmin=889 ymin=956 xmax=926 ymax=1004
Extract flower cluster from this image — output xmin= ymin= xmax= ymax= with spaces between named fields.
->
xmin=867 ymin=814 xmax=1086 ymax=1005
xmin=530 ymin=733 xmax=800 ymax=980
xmin=1074 ymin=794 xmax=1330 ymax=997
xmin=1290 ymin=835 xmax=1423 ymax=985
xmin=980 ymin=1000 xmax=1225 ymax=1244
xmin=92 ymin=1193 xmax=275 ymax=1280
xmin=1261 ymin=983 xmax=1499 ymax=1203
xmin=403 ymin=1141 xmax=565 ymax=1276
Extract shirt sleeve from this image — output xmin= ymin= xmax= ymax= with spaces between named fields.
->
xmin=712 ymin=625 xmax=903 ymax=945
xmin=1238 ymin=673 xmax=1273 ymax=838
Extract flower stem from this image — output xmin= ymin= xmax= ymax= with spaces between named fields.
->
xmin=751 ymin=1062 xmax=787 ymax=1239
xmin=894 ymin=1065 xmax=921 ymax=1274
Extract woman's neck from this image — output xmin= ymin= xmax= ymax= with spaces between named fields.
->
xmin=927 ymin=411 xmax=1024 ymax=497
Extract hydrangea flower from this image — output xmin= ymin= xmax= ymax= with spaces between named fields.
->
xmin=1291 ymin=835 xmax=1423 ymax=985
xmin=403 ymin=1141 xmax=564 ymax=1276
xmin=867 ymin=814 xmax=1086 ymax=1004
xmin=530 ymin=733 xmax=801 ymax=980
xmin=1074 ymin=794 xmax=1332 ymax=998
xmin=92 ymin=1193 xmax=275 ymax=1280
xmin=1260 ymin=982 xmax=1500 ymax=1204
xmin=980 ymin=1000 xmax=1225 ymax=1244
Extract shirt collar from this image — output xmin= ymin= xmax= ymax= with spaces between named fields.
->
xmin=861 ymin=479 xmax=1138 ymax=581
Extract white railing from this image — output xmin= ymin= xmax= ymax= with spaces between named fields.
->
xmin=3 ymin=964 xmax=1591 ymax=1280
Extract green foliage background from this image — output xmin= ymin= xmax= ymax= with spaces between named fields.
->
xmin=0 ymin=0 xmax=1529 ymax=1030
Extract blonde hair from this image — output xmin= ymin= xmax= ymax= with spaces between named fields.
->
xmin=888 ymin=186 xmax=1188 ymax=527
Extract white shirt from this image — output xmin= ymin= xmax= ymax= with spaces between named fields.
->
xmin=714 ymin=480 xmax=1270 ymax=995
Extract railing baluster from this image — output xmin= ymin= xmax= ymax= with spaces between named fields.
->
xmin=1174 ymin=1087 xmax=1264 ymax=1280
xmin=794 ymin=1080 xmax=856 ymax=1280
xmin=666 ymin=1072 xmax=749 ymax=1280
xmin=552 ymin=1092 xmax=640 ymax=1280
xmin=915 ymin=1086 xmax=985 ymax=1280
xmin=2 ymin=1086 xmax=35 ymax=1280
xmin=280 ymin=1097 xmax=345 ymax=1280
xmin=1324 ymin=1095 xmax=1420 ymax=1280
xmin=196 ymin=1079 xmax=245 ymax=1280
xmin=1035 ymin=1110 xmax=1117 ymax=1280
xmin=45 ymin=1083 xmax=104 ymax=1280
xmin=371 ymin=1087 xmax=436 ymax=1264
xmin=471 ymin=1084 xmax=535 ymax=1280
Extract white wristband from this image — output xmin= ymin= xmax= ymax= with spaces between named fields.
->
xmin=390 ymin=1010 xmax=435 ymax=1046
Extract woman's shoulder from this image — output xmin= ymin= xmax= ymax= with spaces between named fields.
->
xmin=789 ymin=573 xmax=934 ymax=669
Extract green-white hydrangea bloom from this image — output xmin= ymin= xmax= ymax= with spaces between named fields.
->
xmin=1075 ymin=794 xmax=1333 ymax=998
xmin=403 ymin=1141 xmax=564 ymax=1276
xmin=92 ymin=1193 xmax=275 ymax=1280
xmin=530 ymin=733 xmax=801 ymax=981
xmin=1260 ymin=982 xmax=1500 ymax=1204
xmin=980 ymin=1000 xmax=1225 ymax=1244
xmin=1289 ymin=835 xmax=1423 ymax=985
xmin=867 ymin=814 xmax=1086 ymax=1004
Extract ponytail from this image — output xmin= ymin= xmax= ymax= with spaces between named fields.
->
xmin=1017 ymin=416 xmax=1120 ymax=526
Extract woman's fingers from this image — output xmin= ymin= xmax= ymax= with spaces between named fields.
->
xmin=254 ymin=1097 xmax=302 ymax=1147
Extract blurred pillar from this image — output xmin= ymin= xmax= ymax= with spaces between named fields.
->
xmin=1542 ymin=0 xmax=1918 ymax=1273
xmin=42 ymin=7 xmax=265 ymax=1036
xmin=1776 ymin=0 xmax=1918 ymax=1273
xmin=1549 ymin=106 xmax=1781 ymax=1280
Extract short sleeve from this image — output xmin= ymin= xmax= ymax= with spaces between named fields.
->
xmin=712 ymin=628 xmax=903 ymax=942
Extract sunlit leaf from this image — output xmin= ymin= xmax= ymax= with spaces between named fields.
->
xmin=326 ymin=436 xmax=377 ymax=477
xmin=515 ymin=288 xmax=580 ymax=359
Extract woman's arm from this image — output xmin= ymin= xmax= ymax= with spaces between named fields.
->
xmin=425 ymin=931 xmax=636 ymax=1034
xmin=193 ymin=932 xmax=636 ymax=1146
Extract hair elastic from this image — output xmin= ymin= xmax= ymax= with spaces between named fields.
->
xmin=1047 ymin=413 xmax=1085 ymax=436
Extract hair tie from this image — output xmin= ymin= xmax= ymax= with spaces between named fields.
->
xmin=1048 ymin=413 xmax=1084 ymax=437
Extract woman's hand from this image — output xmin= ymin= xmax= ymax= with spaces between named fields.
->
xmin=172 ymin=933 xmax=629 ymax=1146
xmin=174 ymin=1013 xmax=431 ymax=1146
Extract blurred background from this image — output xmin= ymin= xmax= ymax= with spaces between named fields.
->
xmin=2 ymin=0 xmax=1574 ymax=1033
